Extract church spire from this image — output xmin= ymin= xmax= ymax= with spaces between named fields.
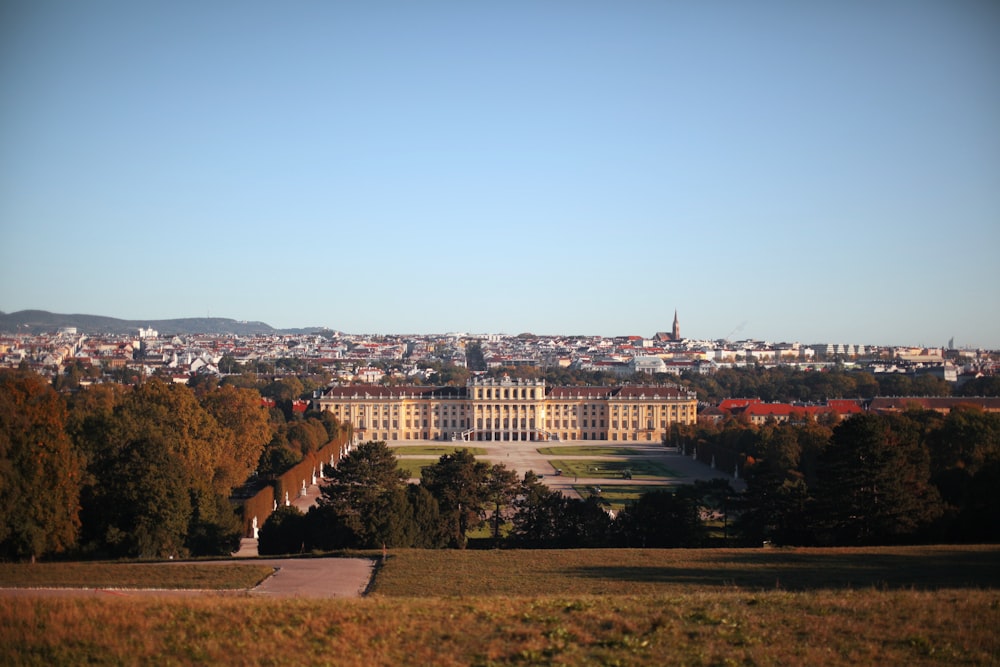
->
xmin=672 ymin=309 xmax=680 ymax=341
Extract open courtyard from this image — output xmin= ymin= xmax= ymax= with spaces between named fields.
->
xmin=387 ymin=438 xmax=738 ymax=500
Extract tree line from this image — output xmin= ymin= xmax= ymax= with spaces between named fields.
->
xmin=262 ymin=405 xmax=1000 ymax=554
xmin=411 ymin=362 xmax=998 ymax=403
xmin=258 ymin=441 xmax=722 ymax=555
xmin=681 ymin=406 xmax=1000 ymax=546
xmin=4 ymin=364 xmax=998 ymax=562
xmin=0 ymin=369 xmax=343 ymax=561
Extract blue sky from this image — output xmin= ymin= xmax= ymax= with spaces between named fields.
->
xmin=1 ymin=1 xmax=998 ymax=347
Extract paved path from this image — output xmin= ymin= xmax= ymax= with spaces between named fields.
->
xmin=248 ymin=557 xmax=375 ymax=598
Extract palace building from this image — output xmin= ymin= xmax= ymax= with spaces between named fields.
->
xmin=313 ymin=375 xmax=698 ymax=443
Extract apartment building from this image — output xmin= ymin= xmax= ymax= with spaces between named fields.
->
xmin=314 ymin=375 xmax=698 ymax=443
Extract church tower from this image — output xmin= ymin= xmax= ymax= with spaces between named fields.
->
xmin=672 ymin=309 xmax=680 ymax=341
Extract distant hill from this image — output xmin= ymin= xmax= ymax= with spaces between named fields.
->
xmin=0 ymin=310 xmax=332 ymax=336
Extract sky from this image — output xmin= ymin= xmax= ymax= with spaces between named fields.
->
xmin=1 ymin=1 xmax=998 ymax=348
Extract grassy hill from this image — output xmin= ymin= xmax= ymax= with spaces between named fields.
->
xmin=1 ymin=546 xmax=998 ymax=665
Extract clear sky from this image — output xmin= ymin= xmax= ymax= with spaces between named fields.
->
xmin=1 ymin=1 xmax=998 ymax=347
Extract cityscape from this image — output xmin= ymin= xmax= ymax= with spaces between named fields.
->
xmin=2 ymin=1 xmax=998 ymax=662
xmin=2 ymin=309 xmax=995 ymax=388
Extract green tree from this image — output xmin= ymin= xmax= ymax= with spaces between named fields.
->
xmin=736 ymin=432 xmax=811 ymax=547
xmin=71 ymin=380 xmax=248 ymax=557
xmin=614 ymin=489 xmax=705 ymax=548
xmin=483 ymin=463 xmax=519 ymax=543
xmin=812 ymin=414 xmax=943 ymax=545
xmin=420 ymin=448 xmax=491 ymax=548
xmin=258 ymin=506 xmax=306 ymax=555
xmin=509 ymin=472 xmax=611 ymax=548
xmin=89 ymin=436 xmax=193 ymax=559
xmin=258 ymin=443 xmax=302 ymax=478
xmin=510 ymin=471 xmax=563 ymax=547
xmin=315 ymin=441 xmax=410 ymax=548
xmin=0 ymin=371 xmax=83 ymax=561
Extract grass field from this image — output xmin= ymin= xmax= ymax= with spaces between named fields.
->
xmin=373 ymin=545 xmax=1000 ymax=596
xmin=396 ymin=457 xmax=438 ymax=479
xmin=572 ymin=484 xmax=677 ymax=508
xmin=549 ymin=457 xmax=680 ymax=480
xmin=2 ymin=546 xmax=998 ymax=666
xmin=389 ymin=445 xmax=487 ymax=457
xmin=0 ymin=562 xmax=274 ymax=590
xmin=537 ymin=446 xmax=639 ymax=456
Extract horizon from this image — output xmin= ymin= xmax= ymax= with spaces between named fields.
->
xmin=2 ymin=3 xmax=998 ymax=348
xmin=0 ymin=306 xmax=988 ymax=350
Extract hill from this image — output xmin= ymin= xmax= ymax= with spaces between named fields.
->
xmin=1 ymin=546 xmax=997 ymax=665
xmin=0 ymin=310 xmax=332 ymax=336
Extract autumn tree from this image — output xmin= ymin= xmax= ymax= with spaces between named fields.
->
xmin=73 ymin=380 xmax=248 ymax=557
xmin=0 ymin=371 xmax=83 ymax=561
xmin=199 ymin=385 xmax=273 ymax=489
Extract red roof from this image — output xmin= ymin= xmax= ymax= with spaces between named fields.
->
xmin=719 ymin=398 xmax=762 ymax=411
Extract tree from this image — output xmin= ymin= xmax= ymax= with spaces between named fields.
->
xmin=404 ymin=484 xmax=449 ymax=548
xmin=71 ymin=380 xmax=247 ymax=557
xmin=258 ymin=443 xmax=302 ymax=478
xmin=199 ymin=385 xmax=274 ymax=491
xmin=258 ymin=506 xmax=306 ymax=555
xmin=314 ymin=441 xmax=410 ymax=548
xmin=510 ymin=471 xmax=563 ymax=547
xmin=509 ymin=472 xmax=611 ymax=548
xmin=735 ymin=424 xmax=812 ymax=545
xmin=614 ymin=489 xmax=705 ymax=548
xmin=85 ymin=436 xmax=193 ymax=559
xmin=483 ymin=463 xmax=519 ymax=543
xmin=420 ymin=449 xmax=491 ymax=548
xmin=0 ymin=371 xmax=82 ymax=561
xmin=812 ymin=414 xmax=942 ymax=545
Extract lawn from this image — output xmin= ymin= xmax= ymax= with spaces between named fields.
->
xmin=549 ymin=457 xmax=681 ymax=479
xmin=0 ymin=561 xmax=274 ymax=590
xmin=372 ymin=545 xmax=1000 ymax=597
xmin=573 ymin=483 xmax=677 ymax=509
xmin=536 ymin=446 xmax=639 ymax=456
xmin=389 ymin=445 xmax=487 ymax=457
xmin=396 ymin=458 xmax=438 ymax=479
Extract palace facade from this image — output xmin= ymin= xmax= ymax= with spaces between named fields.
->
xmin=313 ymin=376 xmax=698 ymax=443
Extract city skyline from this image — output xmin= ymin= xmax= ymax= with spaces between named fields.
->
xmin=2 ymin=2 xmax=998 ymax=348
xmin=0 ymin=306 xmax=989 ymax=351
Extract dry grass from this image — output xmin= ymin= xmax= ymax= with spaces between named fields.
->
xmin=1 ymin=589 xmax=996 ymax=665
xmin=0 ymin=561 xmax=274 ymax=590
xmin=373 ymin=545 xmax=1000 ymax=597
xmin=1 ymin=546 xmax=998 ymax=666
